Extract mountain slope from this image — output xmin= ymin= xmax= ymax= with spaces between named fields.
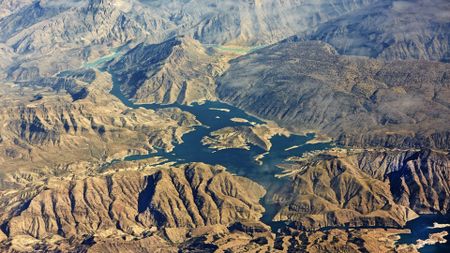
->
xmin=0 ymin=1 xmax=450 ymax=252
xmin=303 ymin=0 xmax=450 ymax=61
xmin=0 ymin=0 xmax=379 ymax=81
xmin=273 ymin=148 xmax=450 ymax=229
xmin=218 ymin=40 xmax=450 ymax=149
xmin=109 ymin=37 xmax=225 ymax=105
xmin=273 ymin=149 xmax=418 ymax=229
xmin=1 ymin=0 xmax=379 ymax=51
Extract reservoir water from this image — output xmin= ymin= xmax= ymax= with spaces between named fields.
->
xmin=107 ymin=70 xmax=449 ymax=251
xmin=398 ymin=215 xmax=450 ymax=253
xmin=108 ymin=73 xmax=332 ymax=230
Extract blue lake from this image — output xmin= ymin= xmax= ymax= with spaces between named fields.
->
xmin=108 ymin=73 xmax=332 ymax=230
xmin=398 ymin=215 xmax=450 ymax=253
xmin=108 ymin=70 xmax=449 ymax=251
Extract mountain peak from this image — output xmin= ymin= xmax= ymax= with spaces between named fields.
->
xmin=109 ymin=36 xmax=223 ymax=105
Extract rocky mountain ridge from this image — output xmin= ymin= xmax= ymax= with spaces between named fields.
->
xmin=108 ymin=36 xmax=226 ymax=105
xmin=273 ymin=148 xmax=450 ymax=230
xmin=0 ymin=162 xmax=269 ymax=252
xmin=0 ymin=0 xmax=388 ymax=83
xmin=0 ymin=1 xmax=449 ymax=252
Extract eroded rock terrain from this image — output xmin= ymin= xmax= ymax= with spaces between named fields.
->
xmin=0 ymin=0 xmax=449 ymax=252
xmin=202 ymin=122 xmax=289 ymax=151
xmin=0 ymin=70 xmax=199 ymax=171
xmin=274 ymin=148 xmax=449 ymax=229
xmin=302 ymin=0 xmax=450 ymax=61
xmin=0 ymin=162 xmax=270 ymax=252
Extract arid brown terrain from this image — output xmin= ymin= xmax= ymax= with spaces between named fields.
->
xmin=0 ymin=70 xmax=199 ymax=172
xmin=217 ymin=40 xmax=450 ymax=150
xmin=0 ymin=0 xmax=449 ymax=252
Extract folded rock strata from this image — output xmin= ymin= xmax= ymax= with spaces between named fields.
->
xmin=108 ymin=37 xmax=227 ymax=105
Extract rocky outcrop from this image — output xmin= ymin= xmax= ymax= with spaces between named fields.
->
xmin=218 ymin=40 xmax=450 ymax=150
xmin=137 ymin=163 xmax=266 ymax=228
xmin=356 ymin=149 xmax=450 ymax=214
xmin=108 ymin=37 xmax=225 ymax=105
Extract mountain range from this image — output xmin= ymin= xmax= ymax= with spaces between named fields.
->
xmin=0 ymin=0 xmax=449 ymax=252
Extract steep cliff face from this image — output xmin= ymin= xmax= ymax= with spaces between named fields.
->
xmin=218 ymin=40 xmax=450 ymax=150
xmin=108 ymin=37 xmax=225 ymax=105
xmin=304 ymin=0 xmax=450 ymax=61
